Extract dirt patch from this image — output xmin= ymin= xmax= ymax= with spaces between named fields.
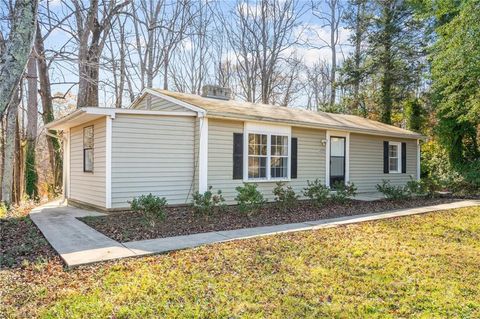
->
xmin=79 ymin=197 xmax=457 ymax=242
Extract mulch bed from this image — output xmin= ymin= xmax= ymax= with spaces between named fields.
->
xmin=0 ymin=216 xmax=60 ymax=269
xmin=79 ymin=197 xmax=458 ymax=242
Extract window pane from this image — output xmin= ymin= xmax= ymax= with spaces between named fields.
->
xmin=271 ymin=156 xmax=288 ymax=178
xmin=248 ymin=156 xmax=266 ymax=178
xmin=389 ymin=145 xmax=397 ymax=158
xmin=83 ymin=126 xmax=94 ymax=148
xmin=330 ymin=156 xmax=344 ymax=176
xmin=248 ymin=133 xmax=267 ymax=156
xmin=389 ymin=158 xmax=398 ymax=171
xmin=84 ymin=149 xmax=94 ymax=172
xmin=331 ymin=137 xmax=345 ymax=156
xmin=271 ymin=135 xmax=288 ymax=156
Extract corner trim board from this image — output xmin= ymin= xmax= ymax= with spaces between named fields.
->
xmin=417 ymin=139 xmax=421 ymax=181
xmin=198 ymin=117 xmax=208 ymax=193
xmin=105 ymin=116 xmax=112 ymax=209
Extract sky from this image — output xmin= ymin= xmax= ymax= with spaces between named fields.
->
xmin=2 ymin=0 xmax=353 ymax=108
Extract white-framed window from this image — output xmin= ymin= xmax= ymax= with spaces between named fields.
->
xmin=83 ymin=126 xmax=94 ymax=173
xmin=388 ymin=141 xmax=401 ymax=173
xmin=245 ymin=129 xmax=290 ymax=181
xmin=248 ymin=133 xmax=268 ymax=179
xmin=270 ymin=135 xmax=289 ymax=178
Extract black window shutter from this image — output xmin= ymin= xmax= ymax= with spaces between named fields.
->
xmin=291 ymin=137 xmax=298 ymax=179
xmin=383 ymin=141 xmax=389 ymax=173
xmin=401 ymin=142 xmax=407 ymax=173
xmin=233 ymin=133 xmax=243 ymax=179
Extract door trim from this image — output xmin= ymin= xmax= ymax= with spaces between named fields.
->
xmin=325 ymin=130 xmax=350 ymax=187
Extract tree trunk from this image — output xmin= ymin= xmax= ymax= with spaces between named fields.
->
xmin=1 ymin=96 xmax=19 ymax=204
xmin=13 ymin=114 xmax=22 ymax=204
xmin=25 ymin=55 xmax=38 ymax=198
xmin=35 ymin=22 xmax=62 ymax=189
xmin=0 ymin=0 xmax=38 ymax=116
xmin=330 ymin=3 xmax=337 ymax=107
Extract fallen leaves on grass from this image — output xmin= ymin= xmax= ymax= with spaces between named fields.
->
xmin=2 ymin=206 xmax=479 ymax=318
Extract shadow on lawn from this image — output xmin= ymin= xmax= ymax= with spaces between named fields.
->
xmin=0 ymin=215 xmax=60 ymax=269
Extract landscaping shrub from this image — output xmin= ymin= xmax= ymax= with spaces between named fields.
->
xmin=272 ymin=181 xmax=299 ymax=212
xmin=303 ymin=179 xmax=329 ymax=207
xmin=376 ymin=180 xmax=409 ymax=200
xmin=330 ymin=181 xmax=357 ymax=203
xmin=129 ymin=194 xmax=167 ymax=226
xmin=191 ymin=186 xmax=226 ymax=216
xmin=235 ymin=183 xmax=266 ymax=215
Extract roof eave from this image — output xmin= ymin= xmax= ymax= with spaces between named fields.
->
xmin=205 ymin=112 xmax=424 ymax=140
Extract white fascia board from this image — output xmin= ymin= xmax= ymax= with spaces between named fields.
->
xmin=144 ymin=88 xmax=207 ymax=116
xmin=114 ymin=109 xmax=197 ymax=116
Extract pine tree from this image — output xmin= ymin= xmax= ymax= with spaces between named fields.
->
xmin=366 ymin=0 xmax=426 ymax=124
xmin=431 ymin=0 xmax=480 ymax=185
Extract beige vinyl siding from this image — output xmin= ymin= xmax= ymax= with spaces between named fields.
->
xmin=111 ymin=114 xmax=196 ymax=208
xmin=349 ymin=133 xmax=417 ymax=192
xmin=134 ymin=95 xmax=190 ymax=112
xmin=69 ymin=118 xmax=106 ymax=207
xmin=207 ymin=119 xmax=326 ymax=203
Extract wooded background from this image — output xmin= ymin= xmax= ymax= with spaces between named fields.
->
xmin=0 ymin=0 xmax=478 ymax=206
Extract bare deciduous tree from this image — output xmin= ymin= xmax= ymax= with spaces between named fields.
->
xmin=311 ymin=0 xmax=343 ymax=107
xmin=223 ymin=0 xmax=304 ymax=104
xmin=71 ymin=0 xmax=129 ymax=108
xmin=128 ymin=0 xmax=193 ymax=94
xmin=0 ymin=0 xmax=37 ymax=116
xmin=25 ymin=54 xmax=38 ymax=197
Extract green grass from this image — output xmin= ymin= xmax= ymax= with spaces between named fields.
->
xmin=2 ymin=207 xmax=480 ymax=318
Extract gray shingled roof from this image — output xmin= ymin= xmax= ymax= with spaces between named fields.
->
xmin=153 ymin=89 xmax=422 ymax=139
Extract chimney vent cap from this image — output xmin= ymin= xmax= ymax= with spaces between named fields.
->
xmin=201 ymin=85 xmax=231 ymax=100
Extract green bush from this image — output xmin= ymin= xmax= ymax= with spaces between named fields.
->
xmin=129 ymin=194 xmax=167 ymax=226
xmin=191 ymin=186 xmax=226 ymax=216
xmin=303 ymin=179 xmax=330 ymax=207
xmin=273 ymin=181 xmax=299 ymax=212
xmin=235 ymin=183 xmax=266 ymax=215
xmin=376 ymin=180 xmax=409 ymax=200
xmin=330 ymin=181 xmax=357 ymax=203
xmin=421 ymin=140 xmax=478 ymax=194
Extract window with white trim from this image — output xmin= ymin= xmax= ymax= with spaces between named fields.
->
xmin=271 ymin=135 xmax=288 ymax=178
xmin=248 ymin=133 xmax=267 ymax=179
xmin=83 ymin=126 xmax=94 ymax=172
xmin=247 ymin=133 xmax=289 ymax=180
xmin=388 ymin=142 xmax=401 ymax=173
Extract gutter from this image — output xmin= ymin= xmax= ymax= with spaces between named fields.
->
xmin=205 ymin=113 xmax=425 ymax=140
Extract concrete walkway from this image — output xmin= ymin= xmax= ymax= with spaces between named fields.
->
xmin=31 ymin=199 xmax=480 ymax=267
xmin=30 ymin=201 xmax=137 ymax=266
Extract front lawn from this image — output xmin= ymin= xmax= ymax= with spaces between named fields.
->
xmin=2 ymin=206 xmax=480 ymax=318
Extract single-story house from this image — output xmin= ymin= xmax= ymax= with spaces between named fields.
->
xmin=47 ymin=86 xmax=423 ymax=211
